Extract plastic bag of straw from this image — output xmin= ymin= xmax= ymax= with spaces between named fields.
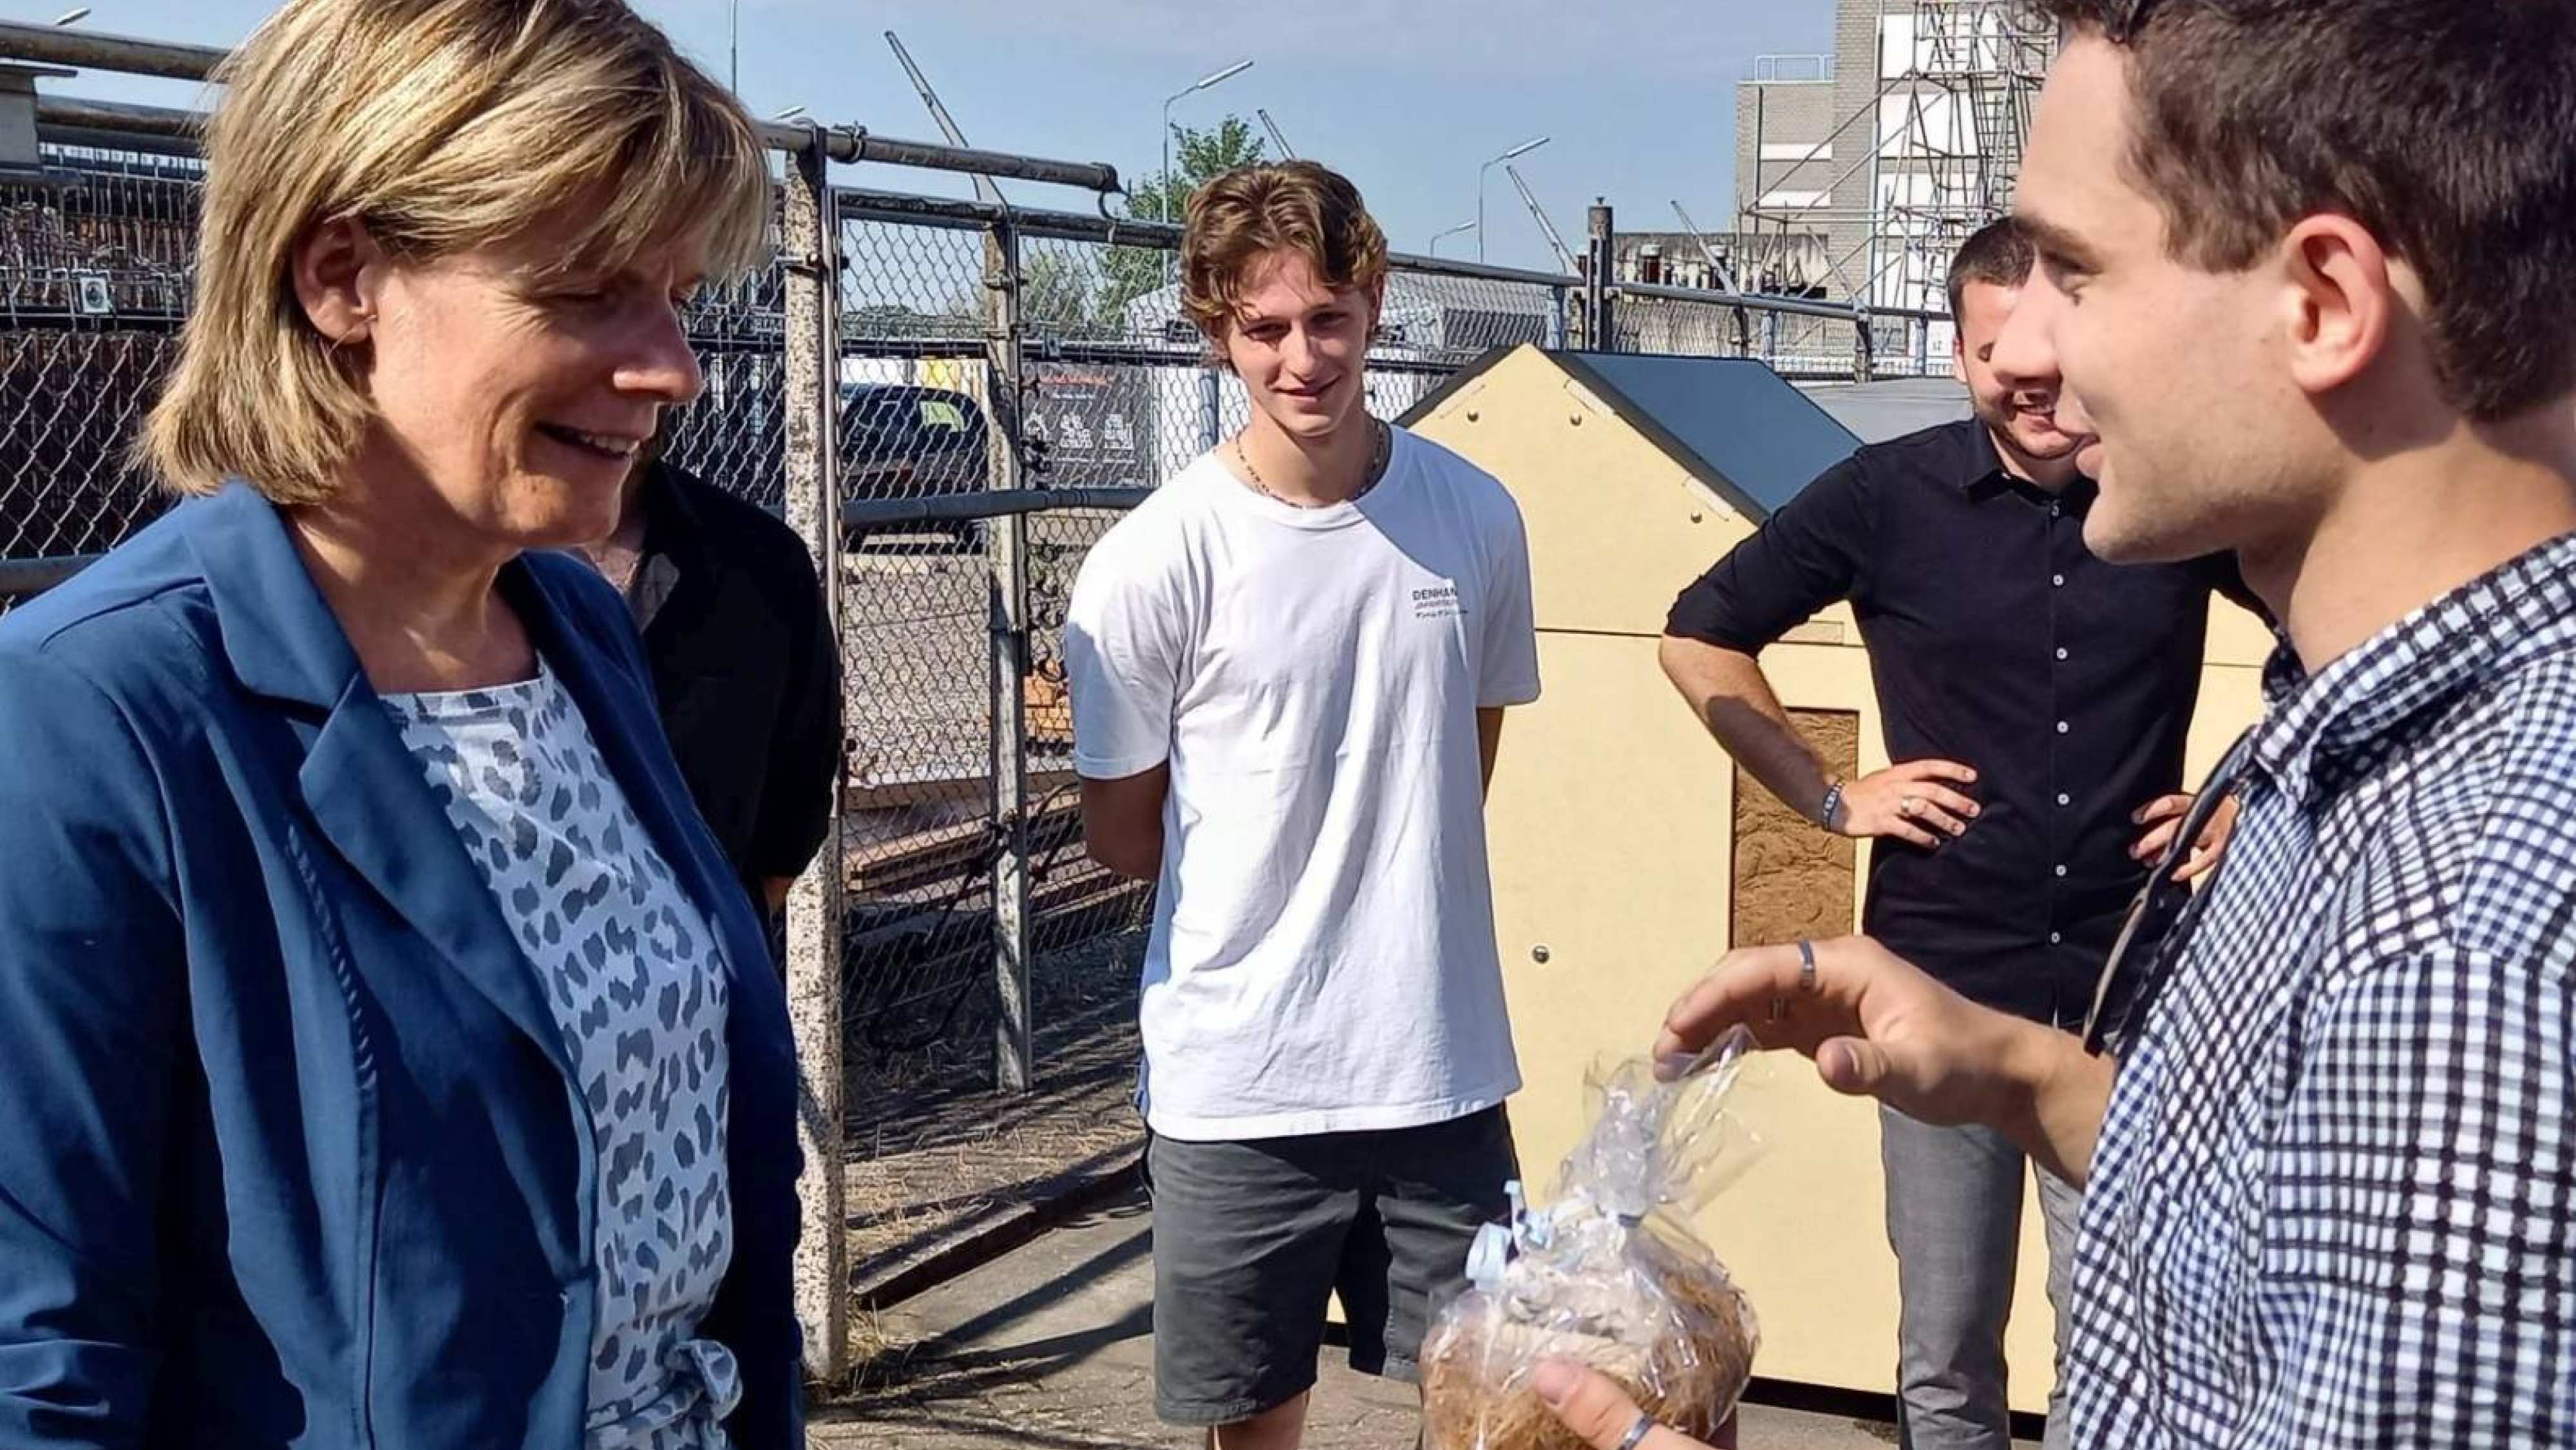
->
xmin=1421 ymin=1027 xmax=1761 ymax=1450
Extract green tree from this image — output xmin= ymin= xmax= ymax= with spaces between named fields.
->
xmin=1128 ymin=115 xmax=1269 ymax=227
xmin=936 ymin=248 xmax=1110 ymax=338
xmin=1096 ymin=115 xmax=1269 ymax=323
xmin=1016 ymin=249 xmax=1110 ymax=335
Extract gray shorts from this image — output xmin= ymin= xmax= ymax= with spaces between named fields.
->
xmin=1145 ymin=1105 xmax=1517 ymax=1427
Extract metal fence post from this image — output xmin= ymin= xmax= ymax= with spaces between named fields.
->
xmin=1853 ymin=304 xmax=1875 ymax=383
xmin=985 ymin=215 xmax=1035 ymax=1094
xmin=1584 ymin=200 xmax=1615 ymax=351
xmin=1197 ymin=365 xmax=1222 ymax=452
xmin=779 ymin=131 xmax=849 ymax=1382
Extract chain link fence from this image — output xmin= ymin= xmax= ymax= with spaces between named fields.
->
xmin=3 ymin=145 xmax=1942 ymax=604
xmin=5 ymin=102 xmax=1951 ymax=1051
xmin=668 ymin=258 xmax=791 ymax=514
xmin=800 ymin=202 xmax=1580 ymax=1064
xmin=0 ymin=128 xmax=1947 ymax=1043
xmin=0 ymin=47 xmax=1965 ymax=1373
xmin=1 ymin=143 xmax=200 ymax=612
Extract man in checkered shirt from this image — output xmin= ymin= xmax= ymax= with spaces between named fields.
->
xmin=1527 ymin=3 xmax=2576 ymax=1449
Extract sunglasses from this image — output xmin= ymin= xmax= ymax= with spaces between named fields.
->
xmin=2078 ymin=727 xmax=2253 ymax=1053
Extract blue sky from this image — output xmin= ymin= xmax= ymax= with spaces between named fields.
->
xmin=30 ymin=0 xmax=1834 ymax=274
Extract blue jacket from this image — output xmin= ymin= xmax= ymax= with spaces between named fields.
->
xmin=0 ymin=485 xmax=805 ymax=1449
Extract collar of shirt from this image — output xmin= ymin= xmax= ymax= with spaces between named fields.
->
xmin=637 ymin=460 xmax=707 ymax=561
xmin=627 ymin=461 xmax=704 ymax=635
xmin=2246 ymin=529 xmax=2576 ymax=809
xmin=1952 ymin=421 xmax=2096 ymax=515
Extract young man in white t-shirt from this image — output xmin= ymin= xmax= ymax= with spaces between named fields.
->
xmin=1065 ymin=160 xmax=1541 ymax=1450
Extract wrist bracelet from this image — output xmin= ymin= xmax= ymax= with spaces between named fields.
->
xmin=1819 ymin=779 xmax=1846 ymax=831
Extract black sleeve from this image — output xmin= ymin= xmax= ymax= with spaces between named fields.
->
xmin=1664 ymin=452 xmax=1876 ymax=652
xmin=746 ymin=548 xmax=843 ymax=883
xmin=2189 ymin=550 xmax=2274 ymax=625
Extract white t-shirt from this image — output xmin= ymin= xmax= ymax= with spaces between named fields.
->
xmin=1064 ymin=427 xmax=1542 ymax=1140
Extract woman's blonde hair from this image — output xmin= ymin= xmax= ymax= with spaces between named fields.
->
xmin=144 ymin=0 xmax=772 ymax=502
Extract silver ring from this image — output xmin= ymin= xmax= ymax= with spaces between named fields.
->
xmin=1900 ymin=794 xmax=1922 ymax=816
xmin=1797 ymin=938 xmax=1819 ymax=994
xmin=1615 ymin=1410 xmax=1658 ymax=1450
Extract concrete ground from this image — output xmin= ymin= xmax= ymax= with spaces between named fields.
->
xmin=811 ymin=1185 xmax=2024 ymax=1449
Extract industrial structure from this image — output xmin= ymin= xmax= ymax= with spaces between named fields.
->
xmin=1730 ymin=0 xmax=2057 ymax=333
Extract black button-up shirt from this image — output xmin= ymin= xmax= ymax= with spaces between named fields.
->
xmin=1666 ymin=419 xmax=2248 ymax=1025
xmin=627 ymin=461 xmax=844 ymax=915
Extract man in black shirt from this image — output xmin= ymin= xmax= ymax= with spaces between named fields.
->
xmin=578 ymin=440 xmax=843 ymax=925
xmin=1659 ymin=220 xmax=2238 ymax=1450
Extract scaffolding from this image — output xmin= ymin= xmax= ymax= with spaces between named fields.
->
xmin=1738 ymin=0 xmax=2054 ymax=315
xmin=1870 ymin=0 xmax=2054 ymax=309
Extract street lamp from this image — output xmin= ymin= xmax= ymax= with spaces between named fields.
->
xmin=1157 ymin=59 xmax=1252 ymax=286
xmin=728 ymin=0 xmax=738 ymax=93
xmin=53 ymin=7 xmax=93 ymax=23
xmin=1477 ymin=135 xmax=1549 ymax=263
xmin=1428 ymin=221 xmax=1477 ymax=257
xmin=1160 ymin=59 xmax=1253 ymax=224
xmin=772 ymin=104 xmax=806 ymax=122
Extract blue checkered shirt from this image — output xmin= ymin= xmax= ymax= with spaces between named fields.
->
xmin=2070 ymin=533 xmax=2576 ymax=1447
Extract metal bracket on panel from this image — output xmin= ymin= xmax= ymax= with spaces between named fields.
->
xmin=989 ymin=624 xmax=1033 ymax=678
xmin=1560 ymin=376 xmax=1611 ymax=420
xmin=1 ymin=63 xmax=77 ymax=182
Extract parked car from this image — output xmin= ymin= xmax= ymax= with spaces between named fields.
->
xmin=838 ymin=382 xmax=990 ymax=549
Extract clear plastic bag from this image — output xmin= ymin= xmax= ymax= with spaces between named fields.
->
xmin=1420 ymin=1026 xmax=1761 ymax=1450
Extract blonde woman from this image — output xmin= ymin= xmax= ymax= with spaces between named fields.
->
xmin=0 ymin=1 xmax=804 ymax=1445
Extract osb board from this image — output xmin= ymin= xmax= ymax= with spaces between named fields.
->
xmin=1729 ymin=711 xmax=1859 ymax=949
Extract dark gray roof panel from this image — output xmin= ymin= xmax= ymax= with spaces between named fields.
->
xmin=1551 ymin=351 xmax=1862 ymax=521
xmin=1397 ymin=347 xmax=1950 ymax=523
xmin=1797 ymin=376 xmax=1973 ymax=444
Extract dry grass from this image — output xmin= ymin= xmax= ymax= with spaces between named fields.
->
xmin=838 ymin=1304 xmax=927 ymax=1399
xmin=841 ymin=929 xmax=1148 ymax=1298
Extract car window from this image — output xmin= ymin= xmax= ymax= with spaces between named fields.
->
xmin=841 ymin=389 xmax=981 ymax=457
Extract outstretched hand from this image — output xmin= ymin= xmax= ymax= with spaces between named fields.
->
xmin=1657 ymin=936 xmax=2029 ymax=1130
